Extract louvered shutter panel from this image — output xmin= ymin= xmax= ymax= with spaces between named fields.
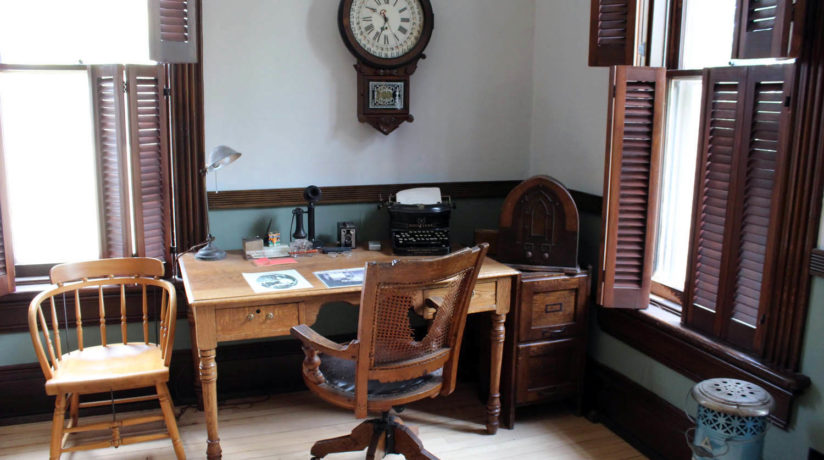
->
xmin=598 ymin=66 xmax=665 ymax=308
xmin=684 ymin=65 xmax=794 ymax=351
xmin=684 ymin=67 xmax=747 ymax=336
xmin=126 ymin=65 xmax=171 ymax=263
xmin=0 ymin=141 xmax=14 ymax=296
xmin=149 ymin=0 xmax=199 ymax=63
xmin=733 ymin=0 xmax=798 ymax=58
xmin=91 ymin=65 xmax=132 ymax=259
xmin=589 ymin=0 xmax=639 ymax=66
xmin=726 ymin=64 xmax=794 ymax=350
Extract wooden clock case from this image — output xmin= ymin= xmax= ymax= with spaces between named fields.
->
xmin=337 ymin=0 xmax=434 ymax=135
xmin=475 ymin=175 xmax=591 ymax=428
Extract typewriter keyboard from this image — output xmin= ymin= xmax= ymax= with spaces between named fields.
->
xmin=392 ymin=229 xmax=450 ymax=255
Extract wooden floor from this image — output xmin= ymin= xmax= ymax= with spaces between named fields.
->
xmin=0 ymin=386 xmax=646 ymax=460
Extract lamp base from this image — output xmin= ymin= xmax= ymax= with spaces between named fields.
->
xmin=195 ymin=236 xmax=226 ymax=261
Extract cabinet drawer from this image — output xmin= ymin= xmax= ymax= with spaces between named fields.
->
xmin=425 ymin=280 xmax=497 ymax=313
xmin=216 ymin=303 xmax=299 ymax=342
xmin=515 ymin=338 xmax=584 ymax=405
xmin=519 ymin=275 xmax=587 ymax=342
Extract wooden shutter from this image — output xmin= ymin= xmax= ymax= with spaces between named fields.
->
xmin=684 ymin=67 xmax=747 ymax=335
xmin=733 ymin=0 xmax=801 ymax=59
xmin=127 ymin=65 xmax=171 ymax=263
xmin=598 ymin=66 xmax=666 ymax=308
xmin=149 ymin=0 xmax=199 ymax=63
xmin=589 ymin=0 xmax=639 ymax=66
xmin=684 ymin=64 xmax=795 ymax=351
xmin=0 ymin=125 xmax=14 ymax=296
xmin=91 ymin=65 xmax=132 ymax=259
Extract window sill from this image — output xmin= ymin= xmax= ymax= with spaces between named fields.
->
xmin=598 ymin=305 xmax=811 ymax=429
xmin=0 ymin=278 xmax=187 ymax=334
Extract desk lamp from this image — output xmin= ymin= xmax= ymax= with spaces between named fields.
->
xmin=195 ymin=145 xmax=241 ymax=261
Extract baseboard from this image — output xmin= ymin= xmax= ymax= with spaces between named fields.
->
xmin=584 ymin=359 xmax=692 ymax=460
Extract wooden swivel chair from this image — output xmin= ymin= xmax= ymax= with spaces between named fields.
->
xmin=28 ymin=258 xmax=185 ymax=459
xmin=291 ymin=244 xmax=489 ymax=460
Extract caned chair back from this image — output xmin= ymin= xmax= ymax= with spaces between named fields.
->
xmin=353 ymin=244 xmax=488 ymax=416
xmin=28 ymin=257 xmax=177 ymax=381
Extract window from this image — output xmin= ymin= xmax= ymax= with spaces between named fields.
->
xmin=597 ymin=0 xmax=812 ymax=366
xmin=596 ymin=0 xmax=820 ymax=428
xmin=0 ymin=1 xmax=173 ymax=287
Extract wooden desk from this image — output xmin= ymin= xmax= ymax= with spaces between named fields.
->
xmin=178 ymin=249 xmax=519 ymax=460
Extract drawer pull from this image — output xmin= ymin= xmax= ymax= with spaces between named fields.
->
xmin=246 ymin=314 xmax=255 ymax=321
xmin=265 ymin=312 xmax=274 ymax=320
xmin=538 ymin=387 xmax=560 ymax=397
xmin=472 ymin=289 xmax=477 ymax=297
xmin=542 ymin=327 xmax=567 ymax=337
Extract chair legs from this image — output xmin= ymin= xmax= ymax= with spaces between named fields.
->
xmin=49 ymin=394 xmax=67 ymax=460
xmin=310 ymin=412 xmax=438 ymax=460
xmin=157 ymin=383 xmax=187 ymax=459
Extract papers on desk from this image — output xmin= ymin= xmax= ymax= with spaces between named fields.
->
xmin=314 ymin=267 xmax=364 ymax=288
xmin=242 ymin=269 xmax=313 ymax=293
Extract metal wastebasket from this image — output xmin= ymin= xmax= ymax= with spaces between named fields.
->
xmin=687 ymin=378 xmax=774 ymax=460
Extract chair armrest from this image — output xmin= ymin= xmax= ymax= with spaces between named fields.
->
xmin=290 ymin=325 xmax=359 ymax=360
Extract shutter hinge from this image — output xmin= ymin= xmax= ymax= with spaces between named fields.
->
xmin=122 ymin=82 xmax=128 ymax=93
xmin=760 ymin=314 xmax=767 ymax=325
xmin=785 ymin=96 xmax=792 ymax=107
xmin=163 ymin=87 xmax=171 ymax=97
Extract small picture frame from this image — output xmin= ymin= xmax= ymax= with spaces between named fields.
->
xmin=368 ymin=81 xmax=405 ymax=110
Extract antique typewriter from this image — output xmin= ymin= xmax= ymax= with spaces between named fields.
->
xmin=382 ymin=188 xmax=452 ymax=256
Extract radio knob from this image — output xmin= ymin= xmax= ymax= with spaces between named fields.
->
xmin=543 ymin=252 xmax=550 ymax=259
xmin=526 ymin=251 xmax=533 ymax=258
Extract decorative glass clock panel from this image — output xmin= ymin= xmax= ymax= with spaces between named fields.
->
xmin=350 ymin=0 xmax=425 ymax=59
xmin=368 ymin=81 xmax=404 ymax=110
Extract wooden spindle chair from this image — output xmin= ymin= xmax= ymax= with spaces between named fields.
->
xmin=291 ymin=244 xmax=488 ymax=460
xmin=27 ymin=257 xmax=185 ymax=459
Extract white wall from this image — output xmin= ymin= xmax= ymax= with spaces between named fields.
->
xmin=529 ymin=0 xmax=609 ymax=195
xmin=202 ymin=0 xmax=535 ymax=191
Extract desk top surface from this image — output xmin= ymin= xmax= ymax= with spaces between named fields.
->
xmin=178 ymin=247 xmax=519 ymax=307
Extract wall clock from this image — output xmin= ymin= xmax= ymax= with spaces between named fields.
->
xmin=338 ymin=0 xmax=434 ymax=135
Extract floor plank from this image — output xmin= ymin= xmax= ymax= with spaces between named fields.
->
xmin=0 ymin=387 xmax=646 ymax=459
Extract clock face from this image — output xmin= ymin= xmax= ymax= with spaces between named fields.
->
xmin=349 ymin=0 xmax=425 ymax=59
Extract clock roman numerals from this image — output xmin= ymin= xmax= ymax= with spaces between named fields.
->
xmin=352 ymin=0 xmax=424 ymax=59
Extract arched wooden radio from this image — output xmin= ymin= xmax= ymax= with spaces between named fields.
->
xmin=476 ymin=175 xmax=590 ymax=428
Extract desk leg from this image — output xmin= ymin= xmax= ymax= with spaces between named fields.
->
xmin=486 ymin=313 xmax=506 ymax=435
xmin=188 ymin=310 xmax=204 ymax=410
xmin=199 ymin=348 xmax=222 ymax=459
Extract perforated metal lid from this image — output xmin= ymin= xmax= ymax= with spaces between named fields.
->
xmin=692 ymin=378 xmax=774 ymax=417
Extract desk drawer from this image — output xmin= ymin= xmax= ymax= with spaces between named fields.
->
xmin=425 ymin=280 xmax=497 ymax=313
xmin=519 ymin=275 xmax=587 ymax=342
xmin=216 ymin=304 xmax=299 ymax=341
xmin=515 ymin=338 xmax=583 ymax=405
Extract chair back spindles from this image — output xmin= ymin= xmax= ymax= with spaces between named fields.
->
xmin=120 ymin=284 xmax=127 ymax=345
xmin=49 ymin=297 xmax=63 ymax=358
xmin=98 ymin=286 xmax=107 ymax=347
xmin=28 ymin=258 xmax=174 ymax=374
xmin=74 ymin=289 xmax=83 ymax=351
xmin=142 ymin=284 xmax=149 ymax=345
xmin=37 ymin=308 xmax=58 ymax=371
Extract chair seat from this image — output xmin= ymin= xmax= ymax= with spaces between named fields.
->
xmin=45 ymin=343 xmax=169 ymax=395
xmin=318 ymin=354 xmax=443 ymax=401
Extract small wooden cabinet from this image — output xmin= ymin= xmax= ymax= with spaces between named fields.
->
xmin=501 ymin=270 xmax=590 ymax=427
xmin=474 ymin=176 xmax=590 ymax=428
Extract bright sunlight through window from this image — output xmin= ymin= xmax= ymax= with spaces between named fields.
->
xmin=0 ymin=71 xmax=102 ymax=265
xmin=653 ymin=77 xmax=703 ymax=291
xmin=680 ymin=0 xmax=737 ymax=69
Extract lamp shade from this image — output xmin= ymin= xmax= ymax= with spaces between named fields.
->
xmin=206 ymin=145 xmax=241 ymax=173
